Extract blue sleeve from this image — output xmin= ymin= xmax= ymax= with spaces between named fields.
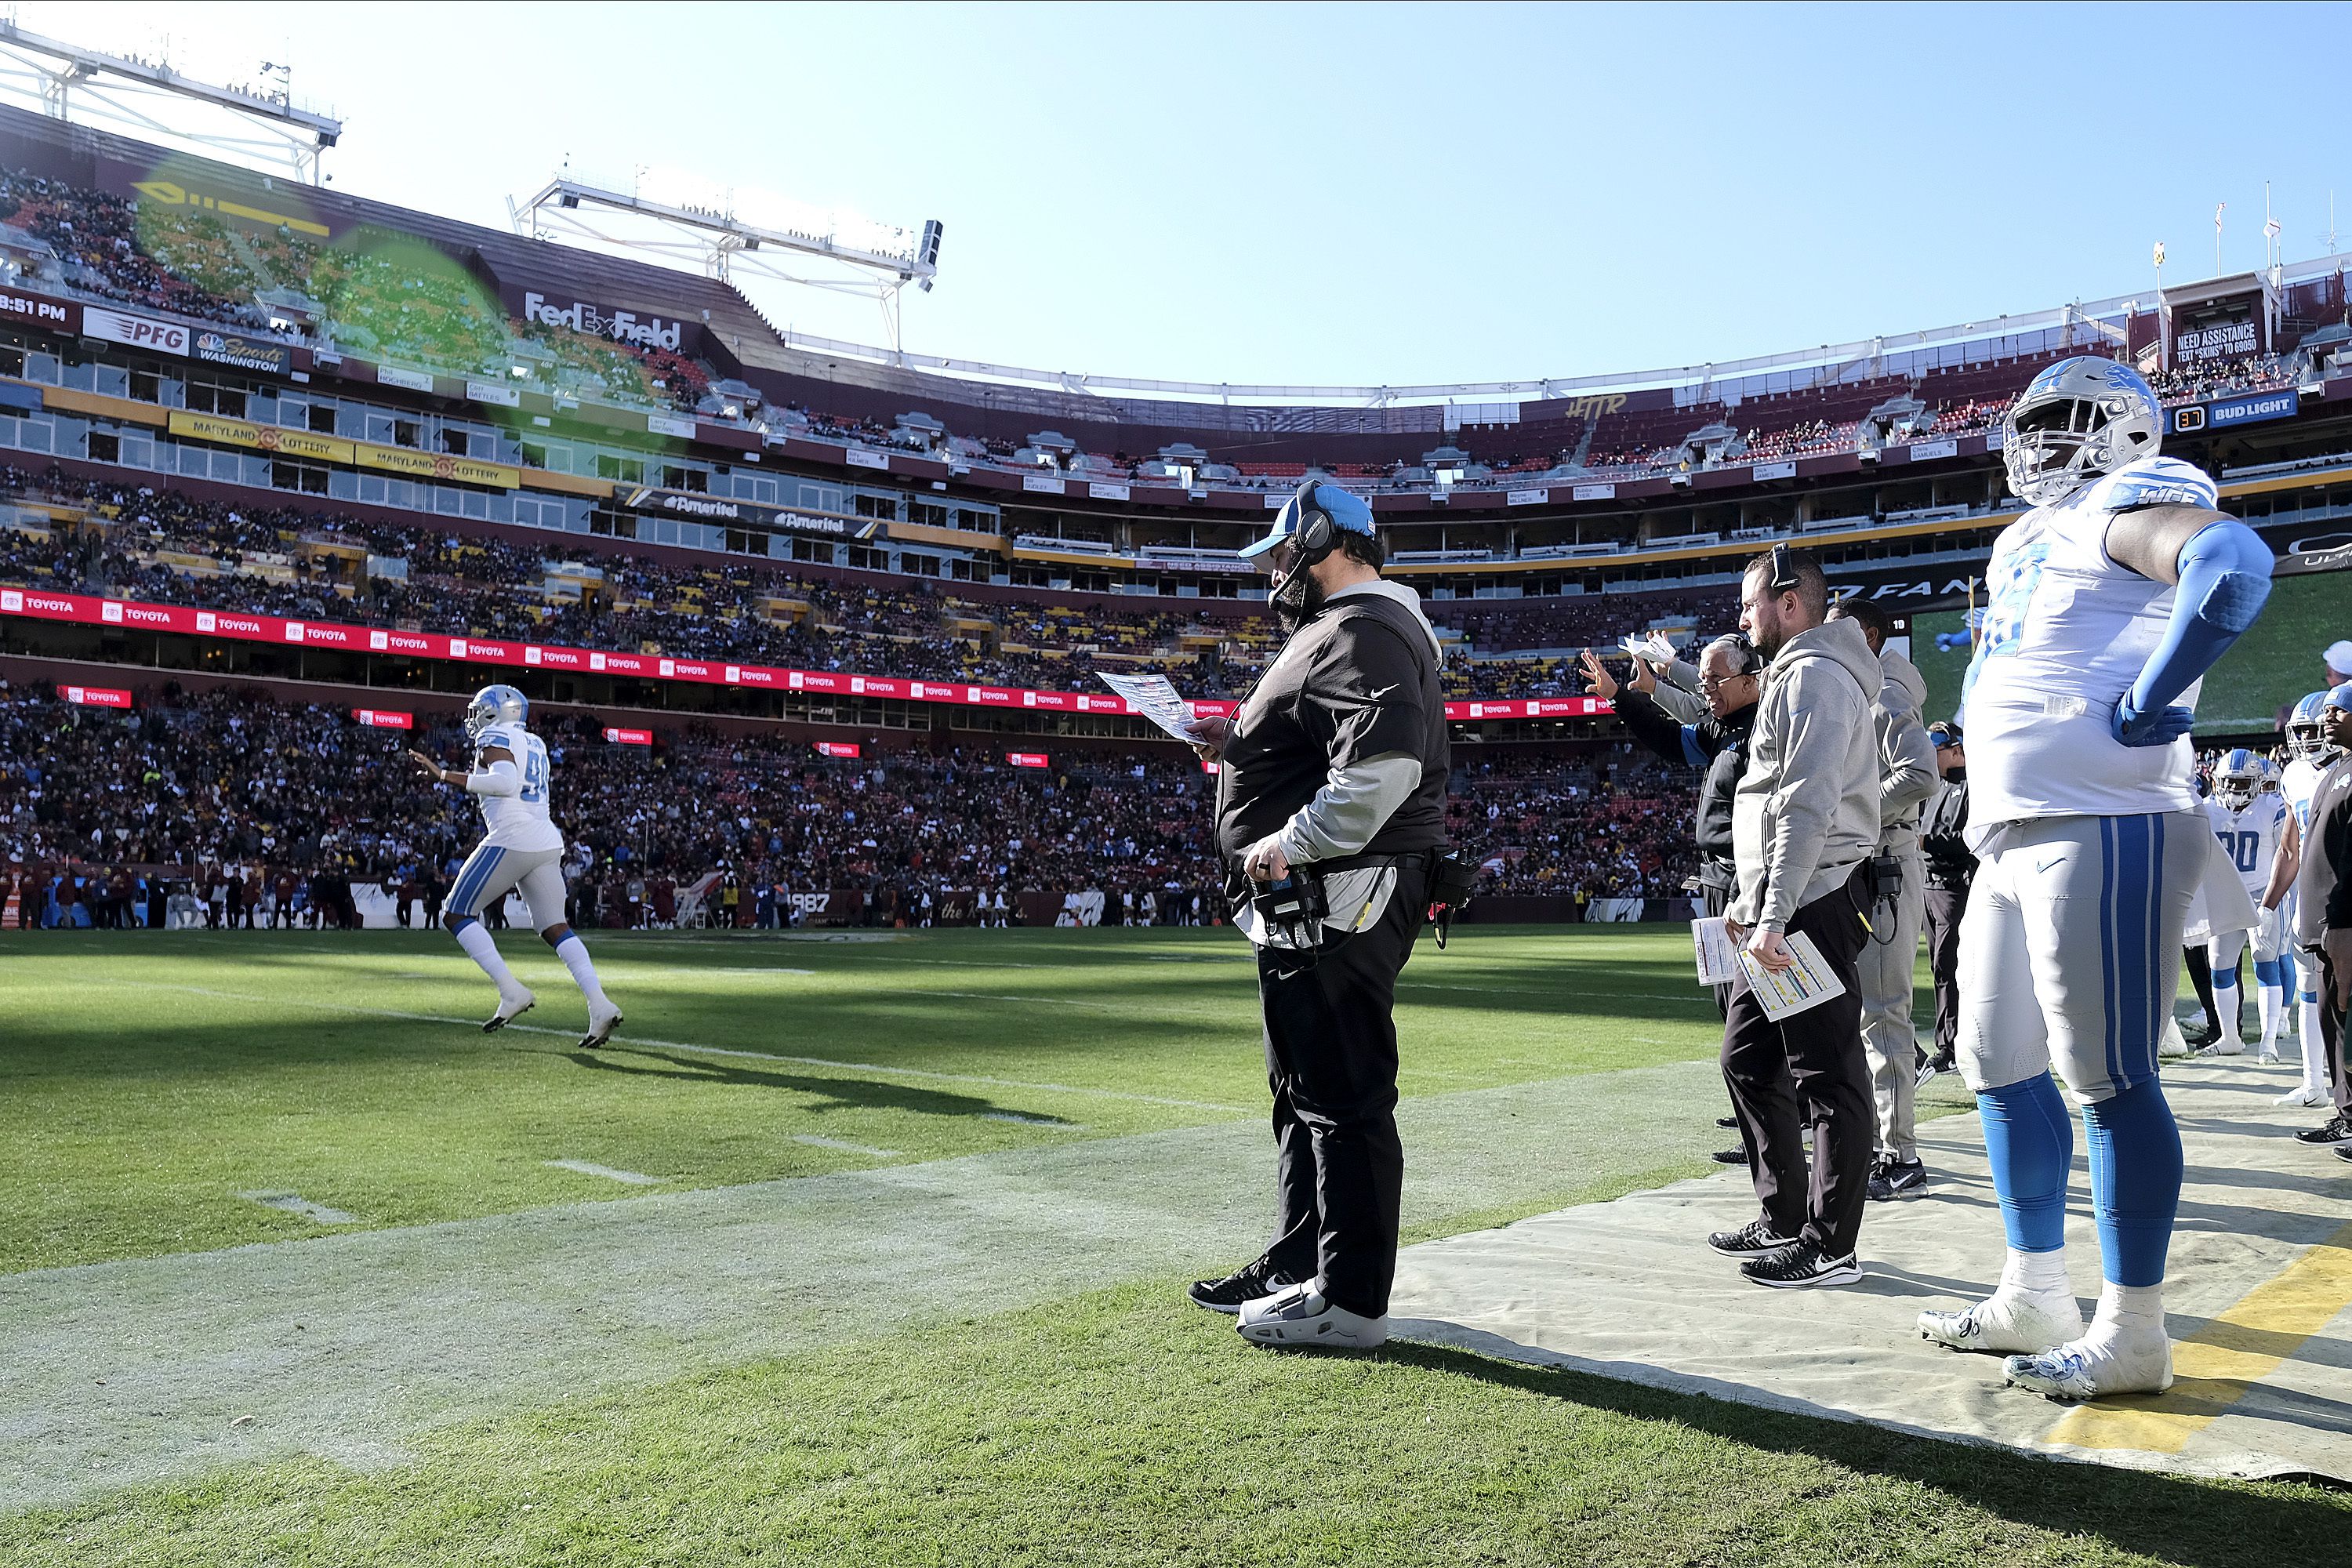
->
xmin=1679 ymin=727 xmax=1708 ymax=768
xmin=2113 ymin=519 xmax=2274 ymax=746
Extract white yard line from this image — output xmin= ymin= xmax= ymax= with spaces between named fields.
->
xmin=543 ymin=1160 xmax=664 ymax=1186
xmin=109 ymin=982 xmax=1250 ymax=1115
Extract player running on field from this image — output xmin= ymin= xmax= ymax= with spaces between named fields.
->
xmin=1918 ymin=357 xmax=2273 ymax=1399
xmin=408 ymin=684 xmax=622 ymax=1050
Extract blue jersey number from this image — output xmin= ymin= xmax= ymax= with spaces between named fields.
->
xmin=2216 ymin=829 xmax=2259 ymax=874
xmin=1963 ymin=541 xmax=2051 ymax=701
xmin=521 ymin=749 xmax=546 ymax=804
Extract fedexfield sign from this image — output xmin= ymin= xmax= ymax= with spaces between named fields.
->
xmin=521 ymin=292 xmax=684 ymax=351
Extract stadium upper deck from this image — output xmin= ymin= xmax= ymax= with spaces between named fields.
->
xmin=1 ymin=101 xmax=2350 ymax=739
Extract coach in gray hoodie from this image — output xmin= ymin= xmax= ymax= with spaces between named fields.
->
xmin=1708 ymin=545 xmax=1882 ymax=1289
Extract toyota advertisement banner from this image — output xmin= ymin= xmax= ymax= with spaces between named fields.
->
xmin=0 ymin=587 xmax=1606 ymax=730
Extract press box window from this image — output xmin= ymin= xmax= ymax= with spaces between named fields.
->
xmin=184 ymin=381 xmax=247 ymax=418
xmin=596 ymin=454 xmax=644 ymax=483
xmin=85 ymin=430 xmax=120 ymax=463
xmin=307 ymin=402 xmax=337 ymax=434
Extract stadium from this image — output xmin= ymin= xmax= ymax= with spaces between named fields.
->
xmin=4 ymin=9 xmax=2352 ymax=1564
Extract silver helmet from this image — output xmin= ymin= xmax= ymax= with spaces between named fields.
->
xmin=2286 ymin=690 xmax=2343 ymax=765
xmin=463 ymin=684 xmax=528 ymax=742
xmin=2001 ymin=356 xmax=2164 ymax=507
xmin=2212 ymin=746 xmax=2266 ymax=811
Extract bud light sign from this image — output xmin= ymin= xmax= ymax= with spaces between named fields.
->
xmin=2204 ymin=387 xmax=2299 ymax=432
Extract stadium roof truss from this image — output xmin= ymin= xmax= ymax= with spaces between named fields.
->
xmin=0 ymin=20 xmax=339 ymax=183
xmin=512 ymin=177 xmax=941 ymax=354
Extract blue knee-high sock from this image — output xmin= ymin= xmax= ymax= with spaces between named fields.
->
xmin=1977 ymin=1073 xmax=2073 ymax=1253
xmin=2253 ymin=956 xmax=2283 ymax=989
xmin=2079 ymin=1080 xmax=2181 ymax=1288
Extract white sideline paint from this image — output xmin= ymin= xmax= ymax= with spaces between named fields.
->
xmin=0 ymin=1061 xmax=1727 ymax=1509
xmin=237 ymin=1192 xmax=357 ymax=1225
xmin=109 ymin=982 xmax=1249 ymax=1114
xmin=792 ymin=1136 xmax=902 ymax=1159
xmin=543 ymin=1161 xmax=664 ymax=1186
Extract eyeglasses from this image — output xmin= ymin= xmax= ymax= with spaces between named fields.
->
xmin=1699 ymin=672 xmax=1758 ymax=692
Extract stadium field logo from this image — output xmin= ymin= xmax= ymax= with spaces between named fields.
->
xmin=522 ymin=291 xmax=684 ymax=351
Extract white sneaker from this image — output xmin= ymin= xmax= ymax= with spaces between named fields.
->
xmin=579 ymin=1004 xmax=623 ymax=1051
xmin=481 ymin=985 xmax=535 ymax=1033
xmin=2257 ymin=1042 xmax=2281 ymax=1065
xmin=1918 ymin=1288 xmax=2085 ymax=1356
xmin=1236 ymin=1281 xmax=1388 ymax=1350
xmin=2004 ymin=1330 xmax=2172 ymax=1400
xmin=2277 ymin=1083 xmax=2330 ymax=1109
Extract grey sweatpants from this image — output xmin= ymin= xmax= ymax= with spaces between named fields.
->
xmin=1858 ymin=836 xmax=1926 ymax=1161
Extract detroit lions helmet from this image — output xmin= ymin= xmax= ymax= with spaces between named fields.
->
xmin=2285 ymin=690 xmax=2343 ymax=764
xmin=463 ymin=684 xmax=528 ymax=742
xmin=2212 ymin=747 xmax=2266 ymax=810
xmin=2001 ymin=356 xmax=2165 ymax=506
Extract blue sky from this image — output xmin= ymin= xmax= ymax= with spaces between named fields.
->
xmin=19 ymin=2 xmax=2348 ymax=390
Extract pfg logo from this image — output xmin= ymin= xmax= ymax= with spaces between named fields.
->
xmin=522 ymin=292 xmax=684 ymax=351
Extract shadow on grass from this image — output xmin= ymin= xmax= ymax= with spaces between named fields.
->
xmin=1378 ymin=1336 xmax=2350 ymax=1563
xmin=563 ymin=1046 xmax=1081 ymax=1127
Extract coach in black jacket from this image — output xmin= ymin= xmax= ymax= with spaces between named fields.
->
xmin=1182 ymin=480 xmax=1449 ymax=1352
xmin=1917 ymin=721 xmax=1973 ymax=1080
xmin=1581 ymin=633 xmax=1761 ymax=1014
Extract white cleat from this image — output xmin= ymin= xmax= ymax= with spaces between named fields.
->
xmin=2004 ymin=1332 xmax=2172 ymax=1401
xmin=481 ymin=985 xmax=535 ymax=1033
xmin=2256 ymin=1044 xmax=2281 ymax=1065
xmin=1918 ymin=1289 xmax=2085 ymax=1356
xmin=2277 ymin=1083 xmax=2330 ymax=1109
xmin=1236 ymin=1281 xmax=1388 ymax=1351
xmin=578 ymin=1005 xmax=623 ymax=1051
xmin=2198 ymin=1031 xmax=2244 ymax=1058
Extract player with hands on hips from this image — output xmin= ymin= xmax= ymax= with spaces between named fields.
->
xmin=411 ymin=684 xmax=622 ymax=1050
xmin=1918 ymin=357 xmax=2273 ymax=1400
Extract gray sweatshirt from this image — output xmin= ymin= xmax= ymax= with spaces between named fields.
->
xmin=1729 ymin=615 xmax=1883 ymax=931
xmin=1870 ymin=645 xmax=1938 ymax=844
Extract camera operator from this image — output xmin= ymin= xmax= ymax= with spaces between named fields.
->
xmin=1917 ymin=721 xmax=1972 ymax=1083
xmin=1709 ymin=546 xmax=1882 ymax=1288
xmin=1181 ymin=480 xmax=1451 ymax=1352
xmin=1824 ymin=598 xmax=1939 ymax=1202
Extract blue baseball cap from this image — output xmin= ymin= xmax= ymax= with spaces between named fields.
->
xmin=1239 ymin=480 xmax=1377 ymax=560
xmin=2327 ymin=684 xmax=2352 ymax=714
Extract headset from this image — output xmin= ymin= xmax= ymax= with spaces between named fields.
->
xmin=1285 ymin=478 xmax=1342 ymax=568
xmin=1767 ymin=542 xmax=1798 ymax=593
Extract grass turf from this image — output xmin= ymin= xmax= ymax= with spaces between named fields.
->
xmin=5 ymin=1273 xmax=2345 ymax=1566
xmin=1 ymin=925 xmax=1741 ymax=1274
xmin=1912 ymin=568 xmax=2344 ymax=737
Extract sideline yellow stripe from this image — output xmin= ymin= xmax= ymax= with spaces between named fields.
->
xmin=2049 ymin=1219 xmax=2352 ymax=1454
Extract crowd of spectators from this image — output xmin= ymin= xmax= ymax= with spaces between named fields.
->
xmin=1 ymin=470 xmax=1741 ymax=701
xmin=0 ymin=678 xmax=1703 ymax=930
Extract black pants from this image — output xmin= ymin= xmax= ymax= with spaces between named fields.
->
xmin=1257 ymin=860 xmax=1429 ymax=1319
xmin=1721 ymin=868 xmax=1873 ymax=1258
xmin=2318 ymin=946 xmax=2348 ymax=1118
xmin=1923 ymin=878 xmax=1969 ymax=1061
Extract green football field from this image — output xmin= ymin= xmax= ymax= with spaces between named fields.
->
xmin=1 ymin=926 xmax=2339 ymax=1565
xmin=1914 ymin=568 xmax=2347 ymax=738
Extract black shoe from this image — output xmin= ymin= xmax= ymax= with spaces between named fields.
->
xmin=1711 ymin=1146 xmax=1751 ymax=1165
xmin=1186 ymin=1258 xmax=1303 ymax=1315
xmin=1708 ymin=1217 xmax=1795 ymax=1258
xmin=2334 ymin=1145 xmax=2352 ymax=1164
xmin=2295 ymin=1116 xmax=2352 ymax=1145
xmin=2187 ymin=1022 xmax=2221 ymax=1051
xmin=1715 ymin=1116 xmax=1739 ymax=1130
xmin=1741 ymin=1240 xmax=1863 ymax=1288
xmin=1915 ymin=1050 xmax=1955 ymax=1088
xmin=1867 ymin=1156 xmax=1928 ymax=1202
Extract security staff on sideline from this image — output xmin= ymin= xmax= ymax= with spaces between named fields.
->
xmin=1824 ymin=598 xmax=1939 ymax=1202
xmin=1708 ymin=546 xmax=1883 ymax=1287
xmin=2292 ymin=684 xmax=2352 ymax=1153
xmin=1582 ymin=633 xmax=1764 ymax=1167
xmin=1182 ymin=479 xmax=1450 ymax=1350
xmin=1917 ymin=721 xmax=1973 ymax=1083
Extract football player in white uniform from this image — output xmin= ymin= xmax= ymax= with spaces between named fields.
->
xmin=1917 ymin=358 xmax=2274 ymax=1399
xmin=2199 ymin=749 xmax=2288 ymax=1058
xmin=410 ymin=684 xmax=622 ymax=1049
xmin=2270 ymin=691 xmax=2346 ymax=1105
